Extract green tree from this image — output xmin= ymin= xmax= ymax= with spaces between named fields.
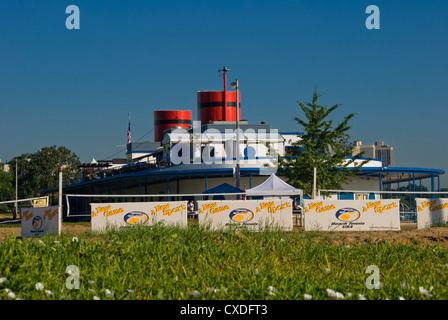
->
xmin=278 ymin=88 xmax=367 ymax=197
xmin=10 ymin=146 xmax=80 ymax=199
xmin=0 ymin=167 xmax=14 ymax=212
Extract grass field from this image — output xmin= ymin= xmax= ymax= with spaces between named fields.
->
xmin=1 ymin=222 xmax=447 ymax=300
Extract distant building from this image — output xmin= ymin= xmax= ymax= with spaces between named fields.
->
xmin=0 ymin=159 xmax=10 ymax=173
xmin=352 ymin=141 xmax=375 ymax=159
xmin=352 ymin=141 xmax=394 ymax=167
xmin=126 ymin=141 xmax=161 ymax=163
xmin=374 ymin=141 xmax=394 ymax=167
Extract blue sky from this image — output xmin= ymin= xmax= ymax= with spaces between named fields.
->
xmin=1 ymin=0 xmax=447 ymax=186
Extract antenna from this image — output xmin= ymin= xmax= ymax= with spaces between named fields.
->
xmin=218 ymin=66 xmax=230 ymax=121
xmin=218 ymin=66 xmax=230 ymax=74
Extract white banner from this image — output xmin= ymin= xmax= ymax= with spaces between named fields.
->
xmin=416 ymin=198 xmax=448 ymax=229
xmin=91 ymin=201 xmax=188 ymax=231
xmin=21 ymin=205 xmax=60 ymax=237
xmin=303 ymin=199 xmax=400 ymax=231
xmin=197 ymin=199 xmax=293 ymax=231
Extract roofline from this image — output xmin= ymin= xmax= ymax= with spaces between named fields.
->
xmin=279 ymin=132 xmax=304 ymax=135
xmin=40 ymin=163 xmax=444 ymax=194
xmin=358 ymin=167 xmax=445 ymax=175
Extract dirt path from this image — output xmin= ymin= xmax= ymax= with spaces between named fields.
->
xmin=0 ymin=222 xmax=91 ymax=241
xmin=309 ymin=224 xmax=448 ymax=248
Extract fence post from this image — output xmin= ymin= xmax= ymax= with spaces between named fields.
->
xmin=58 ymin=170 xmax=62 ymax=235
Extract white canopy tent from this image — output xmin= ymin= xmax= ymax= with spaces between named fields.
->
xmin=246 ymin=174 xmax=303 ymax=197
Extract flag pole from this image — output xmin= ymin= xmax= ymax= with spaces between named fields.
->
xmin=58 ymin=170 xmax=62 ymax=235
xmin=128 ymin=112 xmax=131 ymax=144
xmin=126 ymin=112 xmax=131 ymax=160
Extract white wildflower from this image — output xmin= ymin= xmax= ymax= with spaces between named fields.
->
xmin=358 ymin=293 xmax=367 ymax=300
xmin=93 ymin=296 xmax=100 ymax=300
xmin=104 ymin=289 xmax=114 ymax=297
xmin=325 ymin=268 xmax=331 ymax=273
xmin=267 ymin=286 xmax=277 ymax=296
xmin=88 ymin=280 xmax=95 ymax=285
xmin=127 ymin=289 xmax=134 ymax=295
xmin=38 ymin=239 xmax=46 ymax=246
xmin=335 ymin=292 xmax=345 ymax=300
xmin=419 ymin=286 xmax=432 ymax=297
xmin=347 ymin=292 xmax=353 ymax=298
xmin=193 ymin=290 xmax=201 ymax=297
xmin=71 ymin=237 xmax=79 ymax=243
xmin=303 ymin=293 xmax=313 ymax=300
xmin=7 ymin=291 xmax=16 ymax=299
xmin=326 ymin=288 xmax=344 ymax=299
xmin=401 ymin=283 xmax=408 ymax=290
xmin=0 ymin=277 xmax=7 ymax=284
xmin=35 ymin=282 xmax=44 ymax=291
xmin=327 ymin=288 xmax=336 ymax=298
xmin=53 ymin=240 xmax=61 ymax=246
xmin=254 ymin=268 xmax=260 ymax=275
xmin=45 ymin=289 xmax=54 ymax=296
xmin=399 ymin=296 xmax=405 ymax=300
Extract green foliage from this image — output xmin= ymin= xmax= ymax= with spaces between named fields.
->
xmin=9 ymin=146 xmax=80 ymax=199
xmin=278 ymin=88 xmax=367 ymax=196
xmin=0 ymin=169 xmax=14 ymax=212
xmin=0 ymin=225 xmax=447 ymax=300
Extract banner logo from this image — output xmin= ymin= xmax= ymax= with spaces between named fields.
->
xmin=335 ymin=208 xmax=360 ymax=222
xmin=123 ymin=211 xmax=149 ymax=225
xmin=229 ymin=208 xmax=254 ymax=223
xmin=32 ymin=216 xmax=43 ymax=230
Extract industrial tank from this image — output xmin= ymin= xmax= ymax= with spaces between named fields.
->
xmin=197 ymin=90 xmax=241 ymax=124
xmin=154 ymin=110 xmax=192 ymax=142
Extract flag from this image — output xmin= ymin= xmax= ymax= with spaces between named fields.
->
xmin=126 ymin=112 xmax=131 ymax=154
xmin=127 ymin=112 xmax=131 ymax=144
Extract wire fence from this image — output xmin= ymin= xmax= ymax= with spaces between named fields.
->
xmin=3 ymin=190 xmax=448 ymax=225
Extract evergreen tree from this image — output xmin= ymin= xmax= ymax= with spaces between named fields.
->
xmin=278 ymin=88 xmax=367 ymax=197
